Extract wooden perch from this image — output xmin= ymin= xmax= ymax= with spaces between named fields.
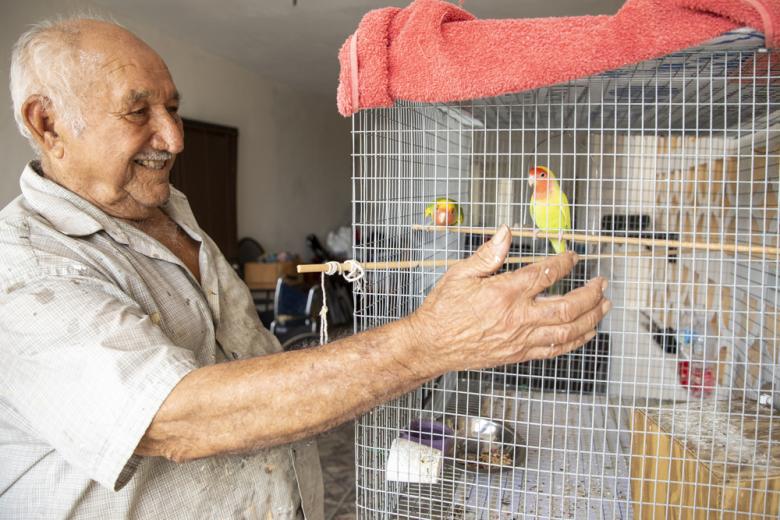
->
xmin=296 ymin=253 xmax=640 ymax=274
xmin=413 ymin=225 xmax=780 ymax=258
xmin=296 ymin=224 xmax=780 ymax=274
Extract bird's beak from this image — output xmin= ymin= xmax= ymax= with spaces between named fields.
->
xmin=528 ymin=177 xmax=535 ymax=187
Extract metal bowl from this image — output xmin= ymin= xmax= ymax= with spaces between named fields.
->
xmin=452 ymin=416 xmax=525 ymax=470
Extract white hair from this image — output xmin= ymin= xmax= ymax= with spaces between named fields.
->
xmin=9 ymin=14 xmax=121 ymax=154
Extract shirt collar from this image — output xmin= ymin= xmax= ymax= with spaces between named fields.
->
xmin=19 ymin=161 xmax=199 ymax=244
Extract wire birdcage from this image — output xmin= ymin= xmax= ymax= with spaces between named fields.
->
xmin=351 ymin=29 xmax=780 ymax=519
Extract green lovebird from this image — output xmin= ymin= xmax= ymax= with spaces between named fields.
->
xmin=424 ymin=197 xmax=464 ymax=226
xmin=529 ymin=166 xmax=571 ymax=254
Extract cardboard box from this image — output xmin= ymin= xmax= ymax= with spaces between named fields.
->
xmin=631 ymin=399 xmax=780 ymax=519
xmin=244 ymin=261 xmax=298 ymax=289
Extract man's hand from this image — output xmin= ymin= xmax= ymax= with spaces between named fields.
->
xmin=408 ymin=224 xmax=611 ymax=372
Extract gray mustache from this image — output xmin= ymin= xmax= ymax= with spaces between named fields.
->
xmin=133 ymin=151 xmax=173 ymax=161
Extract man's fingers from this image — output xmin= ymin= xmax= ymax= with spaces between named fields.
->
xmin=523 ymin=330 xmax=597 ymax=361
xmin=448 ymin=225 xmax=511 ymax=280
xmin=525 ymin=298 xmax=611 ymax=347
xmin=509 ymin=252 xmax=578 ymax=296
xmin=533 ymin=277 xmax=608 ymax=325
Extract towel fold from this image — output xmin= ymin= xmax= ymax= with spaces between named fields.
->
xmin=337 ymin=0 xmax=779 ymax=116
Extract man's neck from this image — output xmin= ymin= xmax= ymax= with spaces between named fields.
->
xmin=123 ymin=207 xmax=170 ymax=233
xmin=126 ymin=209 xmax=202 ymax=284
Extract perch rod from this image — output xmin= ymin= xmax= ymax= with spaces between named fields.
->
xmin=298 ymin=253 xmax=638 ymax=274
xmin=413 ymin=225 xmax=780 ymax=258
xmin=296 ymin=224 xmax=780 ymax=274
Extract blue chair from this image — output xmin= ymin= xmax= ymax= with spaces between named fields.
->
xmin=270 ymin=277 xmax=321 ymax=343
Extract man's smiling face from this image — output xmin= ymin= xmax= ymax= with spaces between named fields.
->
xmin=44 ymin=21 xmax=184 ymax=220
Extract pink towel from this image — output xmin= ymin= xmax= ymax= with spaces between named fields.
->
xmin=337 ymin=0 xmax=779 ymax=116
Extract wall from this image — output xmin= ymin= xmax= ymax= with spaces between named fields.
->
xmin=0 ymin=0 xmax=352 ymax=257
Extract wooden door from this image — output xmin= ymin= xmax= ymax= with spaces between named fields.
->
xmin=170 ymin=118 xmax=238 ymax=262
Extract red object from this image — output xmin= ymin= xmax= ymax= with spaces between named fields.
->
xmin=678 ymin=360 xmax=690 ymax=387
xmin=678 ymin=359 xmax=716 ymax=397
xmin=337 ymin=0 xmax=779 ymax=116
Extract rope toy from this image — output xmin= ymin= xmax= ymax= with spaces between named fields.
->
xmin=319 ymin=260 xmax=365 ymax=345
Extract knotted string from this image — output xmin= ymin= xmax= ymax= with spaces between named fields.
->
xmin=319 ymin=260 xmax=365 ymax=345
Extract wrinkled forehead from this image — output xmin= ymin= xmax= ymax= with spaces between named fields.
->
xmin=76 ymin=25 xmax=178 ymax=107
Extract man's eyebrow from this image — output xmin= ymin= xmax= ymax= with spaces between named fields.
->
xmin=125 ymin=89 xmax=150 ymax=105
xmin=121 ymin=89 xmax=181 ymax=108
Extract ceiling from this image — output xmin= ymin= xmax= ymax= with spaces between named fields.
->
xmin=91 ymin=0 xmax=626 ymax=96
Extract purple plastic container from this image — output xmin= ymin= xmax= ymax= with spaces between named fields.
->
xmin=400 ymin=419 xmax=454 ymax=454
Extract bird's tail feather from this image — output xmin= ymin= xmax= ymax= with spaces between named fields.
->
xmin=550 ymin=239 xmax=568 ymax=255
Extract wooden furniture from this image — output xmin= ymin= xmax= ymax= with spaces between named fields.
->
xmin=631 ymin=398 xmax=780 ymax=519
xmin=170 ymin=118 xmax=238 ymax=262
xmin=244 ymin=261 xmax=300 ymax=312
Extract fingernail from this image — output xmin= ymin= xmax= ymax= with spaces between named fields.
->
xmin=571 ymin=251 xmax=579 ymax=263
xmin=601 ymin=278 xmax=608 ymax=292
xmin=492 ymin=225 xmax=509 ymax=245
xmin=602 ymin=300 xmax=612 ymax=313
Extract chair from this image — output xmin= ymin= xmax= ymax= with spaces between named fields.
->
xmin=269 ymin=277 xmax=321 ymax=343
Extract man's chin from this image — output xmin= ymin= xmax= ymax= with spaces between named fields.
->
xmin=129 ymin=182 xmax=171 ymax=211
xmin=145 ymin=186 xmax=171 ymax=208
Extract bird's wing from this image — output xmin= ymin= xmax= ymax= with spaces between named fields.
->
xmin=560 ymin=189 xmax=572 ymax=230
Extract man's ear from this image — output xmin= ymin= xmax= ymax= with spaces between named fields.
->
xmin=21 ymin=96 xmax=64 ymax=159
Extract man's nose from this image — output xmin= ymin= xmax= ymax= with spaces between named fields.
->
xmin=150 ymin=110 xmax=184 ymax=154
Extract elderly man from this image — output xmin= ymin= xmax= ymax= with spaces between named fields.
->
xmin=0 ymin=16 xmax=610 ymax=519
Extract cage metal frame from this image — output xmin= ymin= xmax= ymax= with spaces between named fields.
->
xmin=351 ymin=30 xmax=779 ymax=519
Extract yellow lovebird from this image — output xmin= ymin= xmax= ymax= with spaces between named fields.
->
xmin=528 ymin=166 xmax=571 ymax=254
xmin=425 ymin=197 xmax=464 ymax=226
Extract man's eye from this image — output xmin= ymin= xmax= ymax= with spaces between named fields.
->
xmin=128 ymin=108 xmax=147 ymax=117
xmin=167 ymin=105 xmax=179 ymax=115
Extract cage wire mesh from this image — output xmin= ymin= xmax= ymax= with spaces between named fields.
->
xmin=351 ymin=30 xmax=780 ymax=519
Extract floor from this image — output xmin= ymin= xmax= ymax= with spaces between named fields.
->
xmin=319 ymin=421 xmax=357 ymax=520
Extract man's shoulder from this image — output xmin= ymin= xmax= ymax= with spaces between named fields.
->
xmin=0 ymin=195 xmax=100 ymax=287
xmin=0 ymin=193 xmax=78 ymax=243
xmin=0 ymin=194 xmax=39 ymax=245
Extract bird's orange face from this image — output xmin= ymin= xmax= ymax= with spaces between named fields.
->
xmin=434 ymin=203 xmax=457 ymax=226
xmin=529 ymin=166 xmax=553 ymax=198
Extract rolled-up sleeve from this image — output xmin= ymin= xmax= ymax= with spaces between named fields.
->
xmin=0 ymin=273 xmax=198 ymax=491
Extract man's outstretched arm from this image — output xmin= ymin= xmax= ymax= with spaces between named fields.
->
xmin=136 ymin=225 xmax=610 ymax=462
